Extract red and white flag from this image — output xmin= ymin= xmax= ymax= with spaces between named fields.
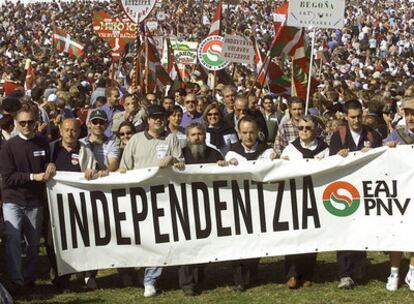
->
xmin=273 ymin=2 xmax=289 ymax=34
xmin=208 ymin=0 xmax=222 ymax=36
xmin=24 ymin=59 xmax=35 ymax=91
xmin=53 ymin=28 xmax=84 ymax=58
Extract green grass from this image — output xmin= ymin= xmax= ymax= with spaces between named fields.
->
xmin=4 ymin=250 xmax=414 ymax=303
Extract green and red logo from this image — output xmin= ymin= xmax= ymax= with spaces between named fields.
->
xmin=322 ymin=181 xmax=360 ymax=217
xmin=197 ymin=36 xmax=229 ymax=71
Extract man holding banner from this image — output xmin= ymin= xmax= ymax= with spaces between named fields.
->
xmin=383 ymin=97 xmax=414 ymax=291
xmin=119 ymin=104 xmax=183 ymax=297
xmin=329 ymin=100 xmax=382 ymax=289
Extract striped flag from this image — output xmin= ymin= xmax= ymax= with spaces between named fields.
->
xmin=270 ymin=27 xmax=303 ymax=58
xmin=273 ymin=2 xmax=289 ymax=33
xmin=208 ymin=0 xmax=222 ymax=36
xmin=53 ymin=28 xmax=84 ymax=58
xmin=144 ymin=27 xmax=172 ymax=93
xmin=166 ymin=38 xmax=185 ymax=90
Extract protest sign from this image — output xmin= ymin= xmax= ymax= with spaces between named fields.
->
xmin=197 ymin=35 xmax=229 ymax=71
xmin=93 ymin=10 xmax=137 ymax=58
xmin=119 ymin=0 xmax=157 ymax=23
xmin=47 ymin=146 xmax=414 ymax=275
xmin=287 ymin=0 xmax=345 ymax=29
xmin=222 ymin=34 xmax=255 ymax=65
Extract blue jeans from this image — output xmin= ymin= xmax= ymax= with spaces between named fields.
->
xmin=2 ymin=202 xmax=43 ymax=284
xmin=144 ymin=267 xmax=162 ymax=286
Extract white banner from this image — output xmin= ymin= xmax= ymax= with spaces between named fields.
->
xmin=47 ymin=146 xmax=414 ymax=275
xmin=287 ymin=0 xmax=345 ymax=29
xmin=222 ymin=34 xmax=255 ymax=65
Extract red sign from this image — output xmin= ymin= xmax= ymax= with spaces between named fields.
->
xmin=92 ymin=10 xmax=137 ymax=59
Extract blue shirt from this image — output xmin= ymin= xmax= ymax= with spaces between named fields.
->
xmin=384 ymin=128 xmax=414 ymax=145
xmin=98 ymin=104 xmax=123 ymax=138
xmin=180 ymin=111 xmax=203 ymax=129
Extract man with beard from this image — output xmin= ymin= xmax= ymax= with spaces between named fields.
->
xmin=178 ymin=122 xmax=223 ymax=296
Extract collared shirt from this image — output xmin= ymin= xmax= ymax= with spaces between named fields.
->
xmin=273 ymin=119 xmax=299 ymax=158
xmin=120 ymin=131 xmax=183 ymax=170
xmin=79 ymin=136 xmax=120 ymax=169
xmin=180 ymin=111 xmax=203 ymax=128
xmin=384 ymin=127 xmax=414 ymax=145
xmin=225 ymin=142 xmax=273 ymax=163
xmin=52 ymin=142 xmax=81 ymax=172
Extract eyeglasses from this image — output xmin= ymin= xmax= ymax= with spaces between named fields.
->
xmin=18 ymin=120 xmax=35 ymax=127
xmin=298 ymin=126 xmax=313 ymax=131
xmin=91 ymin=120 xmax=106 ymax=126
xmin=149 ymin=114 xmax=164 ymax=120
xmin=119 ymin=131 xmax=133 ymax=137
xmin=207 ymin=112 xmax=220 ymax=117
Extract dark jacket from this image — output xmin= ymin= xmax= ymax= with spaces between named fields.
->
xmin=183 ymin=146 xmax=224 ymax=164
xmin=224 ymin=109 xmax=269 ymax=142
xmin=329 ymin=125 xmax=382 ymax=156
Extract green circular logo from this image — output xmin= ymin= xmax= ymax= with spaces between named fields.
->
xmin=322 ymin=181 xmax=360 ymax=217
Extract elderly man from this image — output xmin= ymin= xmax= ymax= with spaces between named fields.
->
xmin=180 ymin=93 xmax=203 ymax=128
xmin=178 ymin=122 xmax=223 ymax=296
xmin=48 ymin=118 xmax=105 ymax=291
xmin=0 ymin=104 xmax=55 ymax=294
xmin=329 ymin=100 xmax=382 ymax=289
xmin=120 ymin=104 xmax=183 ymax=297
xmin=225 ymin=116 xmax=273 ymax=291
xmin=383 ymin=97 xmax=414 ymax=292
xmin=281 ymin=115 xmax=328 ymax=289
xmin=273 ymin=97 xmax=305 ymax=158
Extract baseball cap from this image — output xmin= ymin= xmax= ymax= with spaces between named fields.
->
xmin=402 ymin=97 xmax=414 ymax=111
xmin=146 ymin=104 xmax=166 ymax=118
xmin=90 ymin=109 xmax=108 ymax=121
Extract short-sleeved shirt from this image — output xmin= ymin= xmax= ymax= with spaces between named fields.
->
xmin=80 ymin=136 xmax=120 ymax=169
xmin=52 ymin=142 xmax=81 ymax=172
xmin=383 ymin=128 xmax=414 ymax=145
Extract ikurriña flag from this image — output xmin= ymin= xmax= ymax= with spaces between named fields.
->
xmin=52 ymin=28 xmax=85 ymax=58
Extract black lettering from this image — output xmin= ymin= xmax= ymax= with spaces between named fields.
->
xmin=390 ymin=180 xmax=398 ymax=198
xmin=68 ymin=193 xmax=90 ymax=248
xmin=112 ymin=189 xmax=131 ymax=245
xmin=169 ymin=184 xmax=190 ymax=241
xmin=364 ymin=199 xmax=376 ymax=215
xmin=191 ymin=182 xmax=212 ymax=239
xmin=130 ymin=187 xmax=148 ymax=245
xmin=394 ymin=198 xmax=410 ymax=215
xmin=273 ymin=181 xmax=288 ymax=231
xmin=151 ymin=185 xmax=169 ymax=243
xmin=232 ymin=180 xmax=253 ymax=235
xmin=375 ymin=180 xmax=390 ymax=197
xmin=290 ymin=179 xmax=299 ymax=230
xmin=90 ymin=191 xmax=111 ymax=246
xmin=362 ymin=181 xmax=373 ymax=197
xmin=213 ymin=180 xmax=231 ymax=237
xmin=253 ymin=181 xmax=267 ymax=233
xmin=376 ymin=198 xmax=392 ymax=215
xmin=302 ymin=176 xmax=321 ymax=229
xmin=57 ymin=194 xmax=68 ymax=250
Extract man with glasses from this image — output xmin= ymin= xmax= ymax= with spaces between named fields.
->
xmin=0 ymin=104 xmax=55 ymax=294
xmin=119 ymin=104 xmax=183 ymax=297
xmin=180 ymin=93 xmax=203 ymax=128
xmin=81 ymin=109 xmax=120 ymax=173
xmin=280 ymin=115 xmax=328 ymax=289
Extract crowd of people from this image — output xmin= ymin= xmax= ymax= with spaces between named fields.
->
xmin=1 ymin=0 xmax=414 ymax=301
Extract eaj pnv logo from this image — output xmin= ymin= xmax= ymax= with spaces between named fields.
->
xmin=197 ymin=36 xmax=229 ymax=71
xmin=323 ymin=181 xmax=360 ymax=217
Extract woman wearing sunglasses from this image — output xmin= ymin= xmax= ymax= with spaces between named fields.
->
xmin=117 ymin=121 xmax=136 ymax=155
xmin=203 ymin=103 xmax=238 ymax=156
xmin=280 ymin=115 xmax=329 ymax=289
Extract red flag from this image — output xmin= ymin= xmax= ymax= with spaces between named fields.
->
xmin=24 ymin=59 xmax=35 ymax=91
xmin=273 ymin=2 xmax=289 ymax=33
xmin=53 ymin=28 xmax=84 ymax=58
xmin=166 ymin=38 xmax=185 ymax=90
xmin=208 ymin=1 xmax=222 ymax=36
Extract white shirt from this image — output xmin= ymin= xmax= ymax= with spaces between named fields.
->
xmin=350 ymin=129 xmax=361 ymax=146
xmin=281 ymin=139 xmax=329 ymax=160
xmin=225 ymin=142 xmax=274 ymax=163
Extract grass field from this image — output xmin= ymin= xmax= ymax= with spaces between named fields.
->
xmin=2 ymin=249 xmax=414 ymax=304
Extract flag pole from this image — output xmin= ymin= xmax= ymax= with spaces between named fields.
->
xmin=305 ymin=28 xmax=316 ymax=115
xmin=134 ymin=19 xmax=141 ymax=88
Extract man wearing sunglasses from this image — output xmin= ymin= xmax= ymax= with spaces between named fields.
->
xmin=280 ymin=115 xmax=328 ymax=289
xmin=119 ymin=104 xmax=183 ymax=297
xmin=0 ymin=105 xmax=55 ymax=295
xmin=80 ymin=109 xmax=120 ymax=173
xmin=180 ymin=93 xmax=203 ymax=128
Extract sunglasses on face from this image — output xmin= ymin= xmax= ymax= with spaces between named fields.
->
xmin=91 ymin=120 xmax=106 ymax=126
xmin=298 ymin=126 xmax=313 ymax=131
xmin=207 ymin=112 xmax=220 ymax=117
xmin=18 ymin=120 xmax=36 ymax=127
xmin=119 ymin=131 xmax=133 ymax=137
xmin=149 ymin=114 xmax=164 ymax=120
